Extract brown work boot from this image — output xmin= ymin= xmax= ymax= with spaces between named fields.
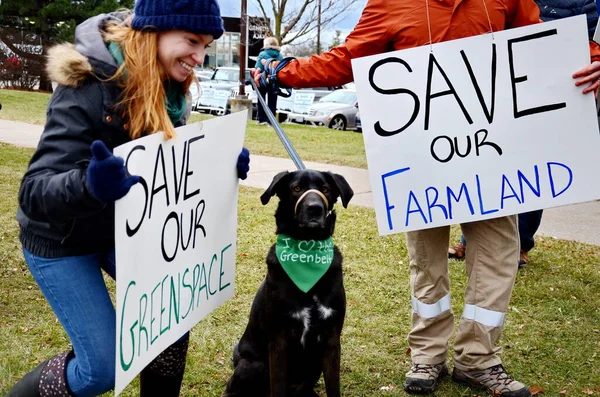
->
xmin=448 ymin=241 xmax=466 ymax=260
xmin=452 ymin=364 xmax=531 ymax=396
xmin=404 ymin=362 xmax=449 ymax=394
xmin=518 ymin=250 xmax=529 ymax=269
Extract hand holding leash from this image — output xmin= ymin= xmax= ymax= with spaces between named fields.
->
xmin=86 ymin=140 xmax=140 ymax=203
xmin=252 ymin=57 xmax=295 ymax=97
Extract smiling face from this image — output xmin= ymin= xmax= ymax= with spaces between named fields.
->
xmin=157 ymin=30 xmax=213 ymax=82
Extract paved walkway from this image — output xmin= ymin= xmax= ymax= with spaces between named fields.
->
xmin=0 ymin=118 xmax=598 ymax=246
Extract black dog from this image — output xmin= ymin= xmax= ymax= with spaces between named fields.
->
xmin=223 ymin=169 xmax=354 ymax=397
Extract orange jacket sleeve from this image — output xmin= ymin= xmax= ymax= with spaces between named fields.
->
xmin=589 ymin=41 xmax=600 ymax=62
xmin=277 ymin=0 xmax=391 ymax=88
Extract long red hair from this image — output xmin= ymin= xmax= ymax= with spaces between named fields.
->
xmin=103 ymin=16 xmax=195 ymax=140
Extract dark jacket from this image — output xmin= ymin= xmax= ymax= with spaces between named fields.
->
xmin=535 ymin=0 xmax=599 ymax=39
xmin=17 ymin=12 xmax=189 ymax=258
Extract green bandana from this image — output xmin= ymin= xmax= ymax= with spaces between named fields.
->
xmin=275 ymin=234 xmax=334 ymax=293
xmin=107 ymin=41 xmax=186 ymax=126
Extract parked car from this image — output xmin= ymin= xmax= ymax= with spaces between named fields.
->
xmin=189 ymin=82 xmax=201 ymax=109
xmin=204 ymin=67 xmax=252 ymax=90
xmin=277 ymin=86 xmax=346 ymax=113
xmin=355 ymin=111 xmax=362 ymax=132
xmin=288 ymin=89 xmax=359 ymax=131
xmin=194 ymin=67 xmax=257 ymax=117
xmin=194 ymin=66 xmax=213 ymax=82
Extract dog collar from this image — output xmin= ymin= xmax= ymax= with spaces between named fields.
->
xmin=275 ymin=234 xmax=334 ymax=293
xmin=294 ymin=189 xmax=329 ymax=215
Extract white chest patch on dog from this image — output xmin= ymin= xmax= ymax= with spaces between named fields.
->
xmin=292 ymin=308 xmax=311 ymax=346
xmin=313 ymin=295 xmax=335 ymax=319
xmin=318 ymin=305 xmax=334 ymax=319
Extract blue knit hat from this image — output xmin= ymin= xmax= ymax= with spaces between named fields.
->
xmin=132 ymin=0 xmax=225 ymax=39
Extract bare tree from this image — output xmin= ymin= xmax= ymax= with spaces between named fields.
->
xmin=253 ymin=0 xmax=360 ymax=48
xmin=282 ymin=38 xmax=316 ymax=58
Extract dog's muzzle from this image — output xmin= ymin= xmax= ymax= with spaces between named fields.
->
xmin=294 ymin=189 xmax=331 ymax=227
xmin=294 ymin=189 xmax=331 ymax=218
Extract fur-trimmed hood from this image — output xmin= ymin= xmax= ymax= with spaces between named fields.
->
xmin=46 ymin=12 xmax=129 ymax=87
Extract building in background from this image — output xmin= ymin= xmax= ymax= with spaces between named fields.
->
xmin=203 ymin=16 xmax=270 ymax=69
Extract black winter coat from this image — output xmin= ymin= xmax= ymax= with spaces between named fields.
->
xmin=17 ymin=13 xmax=188 ymax=258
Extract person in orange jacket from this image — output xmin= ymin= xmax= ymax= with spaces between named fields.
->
xmin=252 ymin=1 xmax=600 ymax=396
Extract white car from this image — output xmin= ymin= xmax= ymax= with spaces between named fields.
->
xmin=194 ymin=67 xmax=257 ymax=117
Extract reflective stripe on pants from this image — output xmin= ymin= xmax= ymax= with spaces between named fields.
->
xmin=406 ymin=215 xmax=519 ymax=370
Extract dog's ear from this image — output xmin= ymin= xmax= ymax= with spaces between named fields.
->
xmin=260 ymin=171 xmax=290 ymax=205
xmin=326 ymin=172 xmax=354 ymax=208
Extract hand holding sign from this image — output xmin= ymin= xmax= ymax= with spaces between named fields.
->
xmin=573 ymin=60 xmax=600 ymax=96
xmin=86 ymin=140 xmax=140 ymax=203
xmin=237 ymin=147 xmax=250 ymax=180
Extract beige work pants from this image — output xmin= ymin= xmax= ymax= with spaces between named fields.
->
xmin=405 ymin=215 xmax=519 ymax=371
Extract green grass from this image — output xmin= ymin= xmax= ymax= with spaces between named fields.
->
xmin=1 ymin=89 xmax=600 ymax=395
xmin=2 ymin=89 xmax=368 ymax=168
xmin=0 ymin=89 xmax=51 ymax=125
xmin=0 ymin=142 xmax=599 ymax=396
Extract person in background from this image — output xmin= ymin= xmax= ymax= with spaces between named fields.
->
xmin=449 ymin=0 xmax=599 ymax=268
xmin=254 ymin=36 xmax=283 ymax=125
xmin=449 ymin=210 xmax=544 ymax=268
xmin=252 ymin=1 xmax=600 ymax=396
xmin=5 ymin=0 xmax=250 ymax=396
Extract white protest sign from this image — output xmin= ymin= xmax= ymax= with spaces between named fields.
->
xmin=113 ymin=111 xmax=247 ymax=395
xmin=277 ymin=92 xmax=294 ymax=112
xmin=213 ymin=89 xmax=231 ymax=110
xmin=293 ymin=92 xmax=315 ymax=115
xmin=198 ymin=87 xmax=215 ymax=108
xmin=351 ymin=15 xmax=600 ymax=235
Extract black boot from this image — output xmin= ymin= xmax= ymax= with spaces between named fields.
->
xmin=140 ymin=334 xmax=189 ymax=397
xmin=6 ymin=351 xmax=74 ymax=397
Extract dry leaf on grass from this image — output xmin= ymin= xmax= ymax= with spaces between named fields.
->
xmin=559 ymin=391 xmax=568 ymax=395
xmin=583 ymin=389 xmax=594 ymax=395
xmin=530 ymin=385 xmax=545 ymax=395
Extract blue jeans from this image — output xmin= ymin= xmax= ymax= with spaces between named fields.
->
xmin=23 ymin=249 xmax=117 ymax=397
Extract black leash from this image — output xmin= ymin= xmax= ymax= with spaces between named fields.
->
xmin=250 ymin=70 xmax=305 ymax=170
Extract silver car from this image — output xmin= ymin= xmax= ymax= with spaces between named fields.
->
xmin=289 ymin=89 xmax=359 ymax=131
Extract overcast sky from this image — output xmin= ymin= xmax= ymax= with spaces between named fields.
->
xmin=218 ymin=0 xmax=368 ymax=39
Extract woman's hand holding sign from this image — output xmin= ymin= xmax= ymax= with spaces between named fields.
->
xmin=237 ymin=147 xmax=250 ymax=180
xmin=86 ymin=140 xmax=140 ymax=203
xmin=573 ymin=60 xmax=600 ymax=97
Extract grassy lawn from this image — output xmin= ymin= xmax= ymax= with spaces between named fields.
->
xmin=1 ymin=90 xmax=599 ymax=395
xmin=1 ymin=89 xmax=368 ymax=168
xmin=0 ymin=89 xmax=52 ymax=125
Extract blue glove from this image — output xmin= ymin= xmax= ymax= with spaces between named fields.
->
xmin=86 ymin=140 xmax=140 ymax=203
xmin=237 ymin=147 xmax=250 ymax=180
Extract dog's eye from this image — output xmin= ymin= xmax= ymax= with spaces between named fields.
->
xmin=293 ymin=186 xmax=301 ymax=192
xmin=321 ymin=187 xmax=329 ymax=193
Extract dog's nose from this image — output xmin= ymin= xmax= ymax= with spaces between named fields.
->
xmin=306 ymin=202 xmax=324 ymax=217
